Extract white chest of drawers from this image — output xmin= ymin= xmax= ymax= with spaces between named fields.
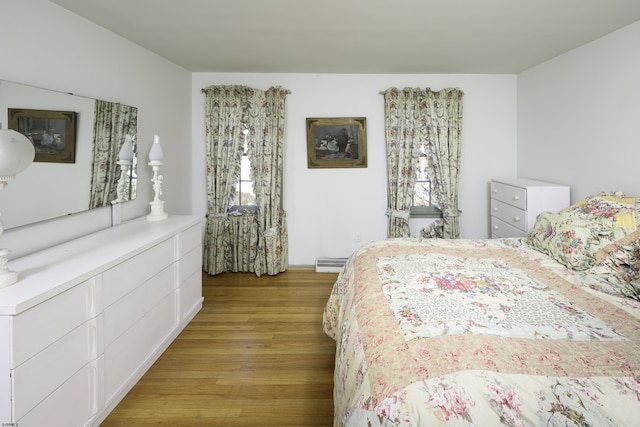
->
xmin=490 ymin=178 xmax=570 ymax=238
xmin=0 ymin=215 xmax=203 ymax=427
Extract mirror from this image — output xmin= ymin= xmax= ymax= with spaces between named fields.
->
xmin=0 ymin=80 xmax=138 ymax=229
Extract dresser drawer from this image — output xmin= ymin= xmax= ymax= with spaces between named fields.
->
xmin=103 ymin=263 xmax=176 ymax=347
xmin=146 ymin=291 xmax=178 ymax=353
xmin=103 ymin=281 xmax=147 ymax=347
xmin=12 ymin=279 xmax=95 ymax=368
xmin=491 ymin=216 xmax=528 ymax=238
xmin=12 ymin=319 xmax=98 ymax=419
xmin=491 ymin=199 xmax=527 ymax=232
xmin=16 ymin=360 xmax=100 ymax=427
xmin=490 ymin=181 xmax=527 ymax=210
xmin=103 ymin=291 xmax=176 ymax=403
xmin=178 ymin=244 xmax=202 ymax=284
xmin=180 ymin=269 xmax=203 ymax=321
xmin=102 ymin=238 xmax=175 ymax=308
xmin=177 ymin=224 xmax=202 ymax=258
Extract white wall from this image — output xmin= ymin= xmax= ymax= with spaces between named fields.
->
xmin=0 ymin=0 xmax=192 ymax=258
xmin=518 ymin=20 xmax=640 ymax=201
xmin=192 ymin=73 xmax=517 ymax=266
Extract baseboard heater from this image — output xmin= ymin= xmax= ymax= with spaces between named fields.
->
xmin=315 ymin=257 xmax=348 ymax=273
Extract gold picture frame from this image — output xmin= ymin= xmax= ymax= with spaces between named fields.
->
xmin=8 ymin=108 xmax=77 ymax=163
xmin=306 ymin=117 xmax=367 ymax=168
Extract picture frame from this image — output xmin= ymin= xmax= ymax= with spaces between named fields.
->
xmin=306 ymin=117 xmax=367 ymax=168
xmin=8 ymin=108 xmax=77 ymax=163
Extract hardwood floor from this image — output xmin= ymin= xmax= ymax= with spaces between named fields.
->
xmin=101 ymin=269 xmax=338 ymax=426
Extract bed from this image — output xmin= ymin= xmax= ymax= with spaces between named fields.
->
xmin=323 ymin=192 xmax=640 ymax=426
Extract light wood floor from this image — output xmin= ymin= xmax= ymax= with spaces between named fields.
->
xmin=101 ymin=269 xmax=338 ymax=426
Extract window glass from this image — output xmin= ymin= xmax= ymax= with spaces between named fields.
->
xmin=411 ymin=146 xmax=441 ymax=218
xmin=230 ymin=127 xmax=256 ymax=208
xmin=413 ymin=154 xmax=432 ymax=207
xmin=236 ymin=154 xmax=256 ymax=206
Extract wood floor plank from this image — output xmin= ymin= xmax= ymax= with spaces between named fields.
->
xmin=100 ymin=270 xmax=338 ymax=426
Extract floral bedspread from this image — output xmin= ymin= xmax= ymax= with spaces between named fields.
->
xmin=322 ymin=238 xmax=640 ymax=426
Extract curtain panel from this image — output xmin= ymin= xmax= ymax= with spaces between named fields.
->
xmin=424 ymin=88 xmax=464 ymax=238
xmin=202 ymin=86 xmax=248 ymax=275
xmin=247 ymin=87 xmax=290 ymax=276
xmin=382 ymin=88 xmax=427 ymax=238
xmin=382 ymin=87 xmax=464 ymax=238
xmin=202 ymin=85 xmax=289 ymax=276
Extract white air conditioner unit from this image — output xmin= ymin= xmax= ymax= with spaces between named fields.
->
xmin=315 ymin=257 xmax=348 ymax=273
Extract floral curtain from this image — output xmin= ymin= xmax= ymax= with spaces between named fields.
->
xmin=424 ymin=88 xmax=464 ymax=238
xmin=382 ymin=88 xmax=426 ymax=237
xmin=202 ymin=85 xmax=289 ymax=276
xmin=202 ymin=86 xmax=248 ymax=275
xmin=247 ymin=87 xmax=290 ymax=276
xmin=88 ymin=100 xmax=137 ymax=208
xmin=382 ymin=87 xmax=464 ymax=238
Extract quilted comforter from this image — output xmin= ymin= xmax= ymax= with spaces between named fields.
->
xmin=322 ymin=238 xmax=640 ymax=426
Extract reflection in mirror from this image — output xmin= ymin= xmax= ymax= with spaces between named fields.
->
xmin=0 ymin=80 xmax=138 ymax=230
xmin=88 ymin=100 xmax=138 ymax=208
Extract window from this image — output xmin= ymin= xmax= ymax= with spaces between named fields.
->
xmin=410 ymin=146 xmax=441 ymax=218
xmin=229 ymin=127 xmax=256 ymax=211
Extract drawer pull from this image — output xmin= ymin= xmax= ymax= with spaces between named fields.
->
xmin=513 ymin=217 xmax=521 ymax=222
xmin=492 ymin=207 xmax=498 ymax=212
xmin=493 ymin=225 xmax=498 ymax=230
xmin=513 ymin=196 xmax=520 ymax=201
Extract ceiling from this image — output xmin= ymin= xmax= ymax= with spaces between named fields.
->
xmin=50 ymin=0 xmax=640 ymax=74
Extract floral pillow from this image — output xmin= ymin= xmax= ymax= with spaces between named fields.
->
xmin=526 ymin=212 xmax=615 ymax=270
xmin=587 ymin=228 xmax=640 ymax=301
xmin=561 ymin=191 xmax=637 ymax=231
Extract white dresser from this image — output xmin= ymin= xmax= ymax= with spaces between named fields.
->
xmin=0 ymin=215 xmax=203 ymax=427
xmin=490 ymin=178 xmax=570 ymax=238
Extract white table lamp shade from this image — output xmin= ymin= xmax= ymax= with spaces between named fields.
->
xmin=118 ymin=134 xmax=134 ymax=162
xmin=0 ymin=128 xmax=35 ymax=288
xmin=0 ymin=129 xmax=35 ymax=180
xmin=149 ymin=135 xmax=163 ymax=162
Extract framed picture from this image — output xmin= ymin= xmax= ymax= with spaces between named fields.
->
xmin=8 ymin=108 xmax=77 ymax=163
xmin=306 ymin=117 xmax=367 ymax=168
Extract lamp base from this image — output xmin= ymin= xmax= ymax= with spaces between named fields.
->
xmin=0 ymin=248 xmax=18 ymax=288
xmin=147 ymin=201 xmax=168 ymax=221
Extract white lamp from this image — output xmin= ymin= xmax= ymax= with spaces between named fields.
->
xmin=146 ymin=135 xmax=168 ymax=221
xmin=149 ymin=134 xmax=163 ymax=162
xmin=113 ymin=134 xmax=134 ymax=203
xmin=0 ymin=126 xmax=36 ymax=288
xmin=118 ymin=134 xmax=134 ymax=162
